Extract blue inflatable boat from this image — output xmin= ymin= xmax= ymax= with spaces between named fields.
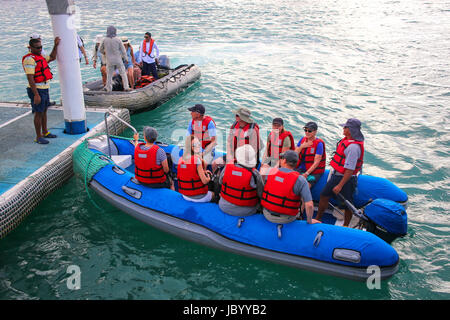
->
xmin=73 ymin=135 xmax=408 ymax=281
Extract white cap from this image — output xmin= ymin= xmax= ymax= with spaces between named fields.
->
xmin=30 ymin=33 xmax=41 ymax=39
xmin=235 ymin=145 xmax=257 ymax=168
xmin=95 ymin=34 xmax=103 ymax=43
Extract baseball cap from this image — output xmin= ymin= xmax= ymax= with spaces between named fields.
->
xmin=304 ymin=121 xmax=318 ymax=131
xmin=188 ymin=104 xmax=205 ymax=115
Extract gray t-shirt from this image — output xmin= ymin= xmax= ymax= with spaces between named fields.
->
xmin=140 ymin=144 xmax=167 ymax=165
xmin=343 ymin=143 xmax=362 ymax=171
xmin=218 ymin=164 xmax=264 ymax=216
xmin=263 ymin=167 xmax=312 ymax=216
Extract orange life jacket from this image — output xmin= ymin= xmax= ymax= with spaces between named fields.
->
xmin=177 ymin=155 xmax=208 ymax=196
xmin=267 ymin=130 xmax=295 ymax=158
xmin=297 ymin=137 xmax=327 ymax=174
xmin=220 ymin=164 xmax=258 ymax=207
xmin=134 ymin=143 xmax=166 ymax=184
xmin=191 ymin=116 xmax=216 ymax=149
xmin=142 ymin=39 xmax=155 ymax=57
xmin=134 ymin=75 xmax=155 ymax=88
xmin=261 ymin=168 xmax=301 ymax=216
xmin=230 ymin=121 xmax=260 ymax=164
xmin=22 ymin=53 xmax=53 ymax=83
xmin=329 ymin=137 xmax=364 ymax=174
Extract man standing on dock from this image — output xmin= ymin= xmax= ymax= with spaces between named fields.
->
xmin=22 ymin=36 xmax=60 ymax=144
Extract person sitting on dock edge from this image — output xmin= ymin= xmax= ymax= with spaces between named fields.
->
xmin=315 ymin=118 xmax=365 ymax=227
xmin=22 ymin=36 xmax=60 ymax=144
xmin=133 ymin=126 xmax=174 ymax=190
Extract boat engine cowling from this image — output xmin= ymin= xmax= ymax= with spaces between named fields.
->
xmin=363 ymin=198 xmax=407 ymax=243
xmin=158 ymin=55 xmax=170 ymax=69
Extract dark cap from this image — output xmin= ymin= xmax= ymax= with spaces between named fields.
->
xmin=188 ymin=104 xmax=205 ymax=115
xmin=272 ymin=118 xmax=284 ymax=125
xmin=280 ymin=150 xmax=299 ymax=165
xmin=339 ymin=118 xmax=364 ymax=141
xmin=304 ymin=121 xmax=318 ymax=131
xmin=145 ymin=32 xmax=151 ymax=37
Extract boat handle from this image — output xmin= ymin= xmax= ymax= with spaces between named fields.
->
xmin=121 ymin=185 xmax=142 ymax=200
xmin=104 ymin=107 xmax=138 ymax=157
xmin=277 ymin=224 xmax=283 ymax=239
xmin=237 ymin=218 xmax=245 ymax=228
xmin=313 ymin=231 xmax=324 ymax=248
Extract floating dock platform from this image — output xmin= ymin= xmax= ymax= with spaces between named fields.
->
xmin=0 ymin=102 xmax=130 ymax=238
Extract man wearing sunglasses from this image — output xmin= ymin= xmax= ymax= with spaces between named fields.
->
xmin=22 ymin=36 xmax=60 ymax=144
xmin=315 ymin=118 xmax=365 ymax=227
xmin=139 ymin=32 xmax=160 ymax=80
xmin=294 ymin=121 xmax=326 ymax=188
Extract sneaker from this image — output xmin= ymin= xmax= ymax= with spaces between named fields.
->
xmin=44 ymin=132 xmax=57 ymax=138
xmin=35 ymin=137 xmax=49 ymax=144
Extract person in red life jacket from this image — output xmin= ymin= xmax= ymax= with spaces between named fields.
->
xmin=261 ymin=150 xmax=321 ymax=225
xmin=177 ymin=136 xmax=214 ymax=202
xmin=133 ymin=126 xmax=174 ymax=190
xmin=186 ymin=104 xmax=217 ymax=163
xmin=139 ymin=32 xmax=159 ymax=80
xmin=315 ymin=119 xmax=365 ymax=227
xmin=294 ymin=121 xmax=326 ymax=188
xmin=22 ymin=36 xmax=60 ymax=144
xmin=212 ymin=107 xmax=262 ymax=173
xmin=260 ymin=117 xmax=295 ymax=177
xmin=218 ymin=145 xmax=265 ymax=216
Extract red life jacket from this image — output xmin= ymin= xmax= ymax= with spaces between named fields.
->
xmin=191 ymin=116 xmax=216 ymax=149
xmin=230 ymin=121 xmax=260 ymax=164
xmin=261 ymin=168 xmax=301 ymax=216
xmin=220 ymin=164 xmax=258 ymax=207
xmin=134 ymin=75 xmax=155 ymax=88
xmin=267 ymin=130 xmax=295 ymax=158
xmin=22 ymin=53 xmax=53 ymax=83
xmin=329 ymin=137 xmax=364 ymax=174
xmin=134 ymin=143 xmax=166 ymax=184
xmin=142 ymin=39 xmax=155 ymax=56
xmin=297 ymin=137 xmax=327 ymax=174
xmin=177 ymin=155 xmax=208 ymax=196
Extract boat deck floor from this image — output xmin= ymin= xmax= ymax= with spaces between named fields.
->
xmin=0 ymin=103 xmax=108 ymax=196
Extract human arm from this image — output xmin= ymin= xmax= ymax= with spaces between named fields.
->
xmin=81 ymin=46 xmax=89 ymax=64
xmin=294 ymin=137 xmax=313 ymax=154
xmin=47 ymin=37 xmax=60 ymax=63
xmin=197 ymin=162 xmax=211 ymax=185
xmin=26 ymin=74 xmax=40 ymax=105
xmin=130 ymin=46 xmax=136 ymax=65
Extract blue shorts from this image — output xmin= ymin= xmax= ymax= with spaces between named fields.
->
xmin=320 ymin=174 xmax=357 ymax=208
xmin=27 ymin=87 xmax=50 ymax=113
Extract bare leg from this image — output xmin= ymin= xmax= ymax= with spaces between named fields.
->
xmin=315 ymin=195 xmax=330 ymax=222
xmin=34 ymin=112 xmax=43 ymax=140
xmin=41 ymin=110 xmax=48 ymax=135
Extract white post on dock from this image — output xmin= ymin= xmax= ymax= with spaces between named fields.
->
xmin=46 ymin=0 xmax=86 ymax=134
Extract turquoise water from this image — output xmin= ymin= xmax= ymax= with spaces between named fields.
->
xmin=1 ymin=0 xmax=449 ymax=299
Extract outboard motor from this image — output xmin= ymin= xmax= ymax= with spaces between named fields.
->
xmin=363 ymin=198 xmax=408 ymax=243
xmin=158 ymin=55 xmax=170 ymax=70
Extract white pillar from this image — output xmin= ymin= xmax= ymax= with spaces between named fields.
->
xmin=46 ymin=0 xmax=86 ymax=134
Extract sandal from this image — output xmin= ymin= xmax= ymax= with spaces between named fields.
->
xmin=35 ymin=137 xmax=49 ymax=144
xmin=44 ymin=132 xmax=57 ymax=138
